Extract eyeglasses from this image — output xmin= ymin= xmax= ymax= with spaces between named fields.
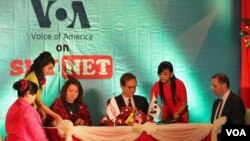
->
xmin=126 ymin=86 xmax=136 ymax=90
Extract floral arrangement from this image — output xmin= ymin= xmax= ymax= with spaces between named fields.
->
xmin=100 ymin=107 xmax=152 ymax=126
xmin=241 ymin=18 xmax=250 ymax=47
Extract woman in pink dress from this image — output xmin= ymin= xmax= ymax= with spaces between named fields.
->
xmin=151 ymin=61 xmax=189 ymax=123
xmin=5 ymin=79 xmax=48 ymax=141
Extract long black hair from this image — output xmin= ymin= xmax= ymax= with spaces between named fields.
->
xmin=158 ymin=61 xmax=177 ymax=104
xmin=25 ymin=51 xmax=55 ymax=89
xmin=60 ymin=78 xmax=84 ymax=105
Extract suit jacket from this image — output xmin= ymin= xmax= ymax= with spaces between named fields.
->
xmin=211 ymin=91 xmax=246 ymax=124
xmin=211 ymin=91 xmax=246 ymax=141
xmin=108 ymin=94 xmax=149 ymax=115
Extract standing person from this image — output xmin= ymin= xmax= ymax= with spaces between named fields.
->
xmin=151 ymin=61 xmax=189 ymax=123
xmin=24 ymin=51 xmax=62 ymax=125
xmin=45 ymin=78 xmax=92 ymax=126
xmin=210 ymin=73 xmax=246 ymax=141
xmin=108 ymin=72 xmax=149 ymax=114
xmin=5 ymin=79 xmax=48 ymax=141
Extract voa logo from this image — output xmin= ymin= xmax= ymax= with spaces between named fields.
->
xmin=31 ymin=0 xmax=90 ymax=28
xmin=226 ymin=129 xmax=246 ymax=136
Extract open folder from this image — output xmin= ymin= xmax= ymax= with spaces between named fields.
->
xmin=157 ymin=118 xmax=181 ymax=124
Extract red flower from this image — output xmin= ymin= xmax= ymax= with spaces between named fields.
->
xmin=40 ymin=77 xmax=46 ymax=85
xmin=100 ymin=107 xmax=152 ymax=126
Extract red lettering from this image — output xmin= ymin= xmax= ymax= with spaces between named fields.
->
xmin=10 ymin=59 xmax=58 ymax=76
xmin=24 ymin=60 xmax=32 ymax=73
xmin=108 ymin=105 xmax=118 ymax=117
xmin=62 ymin=55 xmax=113 ymax=79
xmin=10 ymin=60 xmax=24 ymax=76
xmin=9 ymin=56 xmax=110 ymax=79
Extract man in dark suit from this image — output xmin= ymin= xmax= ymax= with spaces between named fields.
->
xmin=108 ymin=72 xmax=149 ymax=114
xmin=210 ymin=73 xmax=246 ymax=140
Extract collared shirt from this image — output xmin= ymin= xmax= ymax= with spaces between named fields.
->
xmin=214 ymin=90 xmax=230 ymax=120
xmin=122 ymin=95 xmax=135 ymax=108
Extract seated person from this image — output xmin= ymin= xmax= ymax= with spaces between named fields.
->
xmin=210 ymin=73 xmax=245 ymax=124
xmin=108 ymin=72 xmax=149 ymax=114
xmin=210 ymin=73 xmax=246 ymax=141
xmin=45 ymin=78 xmax=92 ymax=126
xmin=6 ymin=79 xmax=48 ymax=140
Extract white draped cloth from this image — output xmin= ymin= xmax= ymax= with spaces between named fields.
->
xmin=55 ymin=117 xmax=227 ymax=141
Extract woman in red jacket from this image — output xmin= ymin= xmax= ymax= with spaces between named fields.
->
xmin=151 ymin=61 xmax=189 ymax=123
xmin=45 ymin=78 xmax=92 ymax=126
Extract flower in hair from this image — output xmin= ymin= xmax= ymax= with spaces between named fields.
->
xmin=40 ymin=77 xmax=46 ymax=85
xmin=20 ymin=79 xmax=29 ymax=92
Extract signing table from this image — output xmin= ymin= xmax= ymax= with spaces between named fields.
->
xmin=44 ymin=121 xmax=220 ymax=141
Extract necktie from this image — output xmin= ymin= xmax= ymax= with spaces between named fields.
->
xmin=215 ymin=99 xmax=223 ymax=119
xmin=128 ymin=98 xmax=132 ymax=107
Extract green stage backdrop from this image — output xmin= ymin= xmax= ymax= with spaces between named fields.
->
xmin=0 ymin=0 xmax=241 ymax=138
